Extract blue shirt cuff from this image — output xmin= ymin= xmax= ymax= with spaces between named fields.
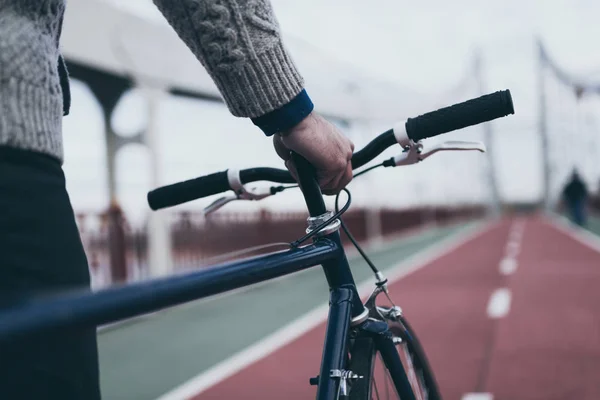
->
xmin=251 ymin=89 xmax=314 ymax=136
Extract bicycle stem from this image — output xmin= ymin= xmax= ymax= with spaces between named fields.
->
xmin=291 ymin=153 xmax=366 ymax=318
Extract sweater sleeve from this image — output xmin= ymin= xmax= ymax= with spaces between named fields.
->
xmin=152 ymin=0 xmax=305 ymax=119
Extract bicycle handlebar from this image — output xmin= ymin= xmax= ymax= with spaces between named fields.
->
xmin=147 ymin=90 xmax=514 ymax=211
xmin=146 ymin=131 xmax=395 ymax=211
xmin=405 ymin=90 xmax=514 ymax=142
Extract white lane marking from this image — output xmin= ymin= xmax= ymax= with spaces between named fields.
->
xmin=499 ymin=219 xmax=525 ymax=273
xmin=155 ymin=221 xmax=497 ymax=400
xmin=487 ymin=288 xmax=512 ymax=319
xmin=545 ymin=214 xmax=600 ymax=254
xmin=508 ymin=234 xmax=521 ymax=245
xmin=462 ymin=393 xmax=494 ymax=400
xmin=499 ymin=258 xmax=518 ymax=275
xmin=505 ymin=240 xmax=520 ymax=257
xmin=512 ymin=217 xmax=525 ymax=228
xmin=509 ymin=228 xmax=523 ymax=242
xmin=512 ymin=222 xmax=525 ymax=233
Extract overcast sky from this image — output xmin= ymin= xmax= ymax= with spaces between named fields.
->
xmin=62 ymin=0 xmax=600 ymax=222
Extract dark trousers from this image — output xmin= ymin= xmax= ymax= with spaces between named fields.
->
xmin=0 ymin=147 xmax=101 ymax=399
xmin=568 ymin=198 xmax=587 ymax=227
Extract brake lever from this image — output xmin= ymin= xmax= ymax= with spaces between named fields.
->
xmin=419 ymin=140 xmax=486 ymax=160
xmin=385 ymin=140 xmax=486 ymax=167
xmin=203 ymin=195 xmax=237 ymax=215
xmin=389 ymin=141 xmax=424 ymax=166
xmin=203 ymin=185 xmax=274 ymax=216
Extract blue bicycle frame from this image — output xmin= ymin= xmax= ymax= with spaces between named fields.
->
xmin=0 ymin=155 xmax=411 ymax=400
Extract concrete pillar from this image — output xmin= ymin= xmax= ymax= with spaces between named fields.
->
xmin=140 ymin=84 xmax=173 ymax=277
xmin=106 ymin=202 xmax=128 ymax=283
xmin=474 ymin=50 xmax=502 ymax=217
xmin=365 ymin=207 xmax=383 ymax=248
xmin=537 ymin=39 xmax=552 ymax=211
xmin=355 ymin=120 xmax=383 ymax=248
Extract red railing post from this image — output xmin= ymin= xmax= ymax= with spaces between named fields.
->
xmin=105 ymin=201 xmax=128 ymax=284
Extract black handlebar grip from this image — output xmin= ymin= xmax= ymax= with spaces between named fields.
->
xmin=147 ymin=171 xmax=230 ymax=210
xmin=405 ymin=90 xmax=514 ymax=142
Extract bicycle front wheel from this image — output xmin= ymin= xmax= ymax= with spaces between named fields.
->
xmin=348 ymin=319 xmax=441 ymax=400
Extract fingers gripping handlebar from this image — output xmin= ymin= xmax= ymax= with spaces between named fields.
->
xmin=147 ymin=90 xmax=514 ymax=211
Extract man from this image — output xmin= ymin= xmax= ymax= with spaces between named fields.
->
xmin=562 ymin=169 xmax=588 ymax=227
xmin=0 ymin=1 xmax=353 ymax=398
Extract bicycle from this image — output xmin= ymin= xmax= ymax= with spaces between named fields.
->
xmin=0 ymin=90 xmax=514 ymax=400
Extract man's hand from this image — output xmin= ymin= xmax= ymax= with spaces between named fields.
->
xmin=272 ymin=112 xmax=354 ymax=195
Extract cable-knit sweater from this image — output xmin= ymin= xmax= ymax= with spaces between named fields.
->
xmin=0 ymin=0 xmax=305 ymax=163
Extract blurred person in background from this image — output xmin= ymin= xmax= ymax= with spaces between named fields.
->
xmin=0 ymin=1 xmax=353 ymax=398
xmin=561 ymin=169 xmax=589 ymax=227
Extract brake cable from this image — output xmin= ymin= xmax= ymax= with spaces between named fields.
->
xmin=335 ymin=192 xmax=399 ymax=307
xmin=198 ymin=163 xmax=386 ymax=269
xmin=272 ymin=162 xmax=385 ymax=194
xmin=334 ymin=191 xmax=383 ymax=281
xmin=289 ymin=188 xmax=352 ymax=248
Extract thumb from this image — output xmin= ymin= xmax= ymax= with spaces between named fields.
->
xmin=273 ymin=135 xmax=291 ymax=161
xmin=285 ymin=159 xmax=299 ymax=183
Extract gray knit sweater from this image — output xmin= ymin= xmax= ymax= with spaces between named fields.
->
xmin=0 ymin=0 xmax=304 ymax=162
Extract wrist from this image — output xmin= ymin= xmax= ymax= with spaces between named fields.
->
xmin=251 ymin=89 xmax=314 ymax=136
xmin=279 ymin=111 xmax=315 ymax=137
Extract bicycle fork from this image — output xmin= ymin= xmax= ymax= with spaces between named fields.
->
xmin=312 ymin=287 xmax=355 ymax=400
xmin=310 ymin=284 xmax=421 ymax=400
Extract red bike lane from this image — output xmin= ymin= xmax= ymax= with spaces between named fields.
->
xmin=191 ymin=220 xmax=511 ymax=400
xmin=384 ymin=219 xmax=511 ymax=399
xmin=174 ymin=217 xmax=600 ymax=400
xmin=483 ymin=217 xmax=600 ymax=400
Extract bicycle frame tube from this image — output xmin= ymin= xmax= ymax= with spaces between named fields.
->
xmin=317 ymin=287 xmax=354 ymax=400
xmin=0 ymin=240 xmax=340 ymax=342
xmin=291 ymin=154 xmax=367 ymax=399
xmin=292 ymin=154 xmax=365 ymax=317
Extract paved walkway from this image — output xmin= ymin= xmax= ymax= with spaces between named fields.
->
xmin=185 ymin=216 xmax=600 ymax=400
xmin=99 ymin=216 xmax=600 ymax=399
xmin=98 ymin=224 xmax=466 ymax=400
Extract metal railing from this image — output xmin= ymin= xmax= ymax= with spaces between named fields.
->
xmin=76 ymin=205 xmax=485 ymax=289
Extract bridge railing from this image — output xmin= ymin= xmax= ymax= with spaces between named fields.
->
xmin=76 ymin=205 xmax=486 ymax=290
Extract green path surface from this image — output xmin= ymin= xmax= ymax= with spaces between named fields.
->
xmin=559 ymin=212 xmax=600 ymax=236
xmin=98 ymin=224 xmax=470 ymax=400
xmin=584 ymin=215 xmax=600 ymax=236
